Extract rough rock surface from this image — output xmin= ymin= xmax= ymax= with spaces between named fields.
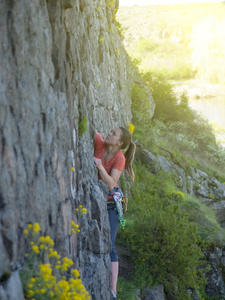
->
xmin=1 ymin=0 xmax=224 ymax=299
xmin=143 ymin=284 xmax=167 ymax=300
xmin=205 ymin=246 xmax=225 ymax=298
xmin=0 ymin=0 xmax=149 ymax=299
xmin=0 ymin=271 xmax=24 ymax=300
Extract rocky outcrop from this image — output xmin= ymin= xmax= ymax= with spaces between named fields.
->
xmin=0 ymin=0 xmax=145 ymax=299
xmin=135 ymin=142 xmax=225 ymax=227
xmin=143 ymin=284 xmax=167 ymax=300
xmin=0 ymin=271 xmax=24 ymax=300
xmin=205 ymin=246 xmax=225 ymax=298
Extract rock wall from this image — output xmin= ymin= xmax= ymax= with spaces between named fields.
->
xmin=2 ymin=0 xmax=223 ymax=299
xmin=0 ymin=0 xmax=136 ymax=298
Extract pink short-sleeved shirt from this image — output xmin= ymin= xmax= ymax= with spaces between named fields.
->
xmin=94 ymin=132 xmax=125 ymax=176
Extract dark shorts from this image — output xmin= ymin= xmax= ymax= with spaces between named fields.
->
xmin=108 ymin=207 xmax=120 ymax=262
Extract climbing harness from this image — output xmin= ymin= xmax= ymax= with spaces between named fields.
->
xmin=108 ymin=187 xmax=127 ymax=227
xmin=107 ymin=196 xmax=128 ymax=213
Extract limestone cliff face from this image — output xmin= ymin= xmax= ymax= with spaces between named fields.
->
xmin=0 ymin=0 xmax=136 ymax=299
xmin=2 ymin=0 xmax=224 ymax=299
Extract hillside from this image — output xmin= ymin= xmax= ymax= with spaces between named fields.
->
xmin=117 ymin=3 xmax=225 ymax=83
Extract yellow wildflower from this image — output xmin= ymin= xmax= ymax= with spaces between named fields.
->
xmin=23 ymin=229 xmax=28 ymax=236
xmin=39 ymin=244 xmax=45 ymax=250
xmin=176 ymin=191 xmax=184 ymax=200
xmin=49 ymin=251 xmax=60 ymax=259
xmin=27 ymin=290 xmax=34 ymax=297
xmin=128 ymin=123 xmax=134 ymax=134
xmin=39 ymin=236 xmax=45 ymax=243
xmin=71 ymin=269 xmax=80 ymax=278
xmin=62 ymin=257 xmax=74 ymax=267
xmin=61 ymin=263 xmax=69 ymax=272
xmin=32 ymin=245 xmax=39 ymax=254
xmin=28 ymin=224 xmax=33 ymax=230
xmin=44 ymin=236 xmax=54 ymax=247
xmin=71 ymin=221 xmax=80 ymax=235
xmin=33 ymin=223 xmax=41 ymax=233
xmin=81 ymin=208 xmax=87 ymax=215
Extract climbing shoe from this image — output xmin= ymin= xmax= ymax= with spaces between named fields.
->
xmin=111 ymin=291 xmax=117 ymax=300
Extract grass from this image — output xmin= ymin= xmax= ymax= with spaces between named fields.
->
xmin=180 ymin=195 xmax=225 ymax=245
xmin=117 ymin=163 xmax=225 ymax=299
xmin=117 ymin=277 xmax=136 ymax=300
xmin=132 ymin=121 xmax=225 ymax=184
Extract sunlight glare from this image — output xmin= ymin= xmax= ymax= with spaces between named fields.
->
xmin=119 ymin=0 xmax=223 ymax=6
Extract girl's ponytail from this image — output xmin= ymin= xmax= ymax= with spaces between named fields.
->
xmin=124 ymin=140 xmax=136 ymax=182
xmin=119 ymin=127 xmax=136 ymax=182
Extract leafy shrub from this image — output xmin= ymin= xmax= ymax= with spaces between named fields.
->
xmin=180 ymin=195 xmax=225 ymax=245
xmin=78 ymin=115 xmax=88 ymax=137
xmin=137 ymin=38 xmax=159 ymax=53
xmin=142 ymin=72 xmax=192 ymax=122
xmin=131 ymin=83 xmax=153 ymax=128
xmin=131 ymin=71 xmax=225 ymax=180
xmin=117 ymin=277 xmax=136 ymax=300
xmin=113 ymin=18 xmax=126 ymax=40
xmin=119 ymin=164 xmax=210 ymax=300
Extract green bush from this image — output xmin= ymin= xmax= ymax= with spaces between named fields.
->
xmin=113 ymin=18 xmax=126 ymax=40
xmin=131 ymin=71 xmax=225 ymax=180
xmin=180 ymin=195 xmax=225 ymax=245
xmin=117 ymin=277 xmax=136 ymax=300
xmin=78 ymin=115 xmax=88 ymax=137
xmin=131 ymin=83 xmax=153 ymax=127
xmin=119 ymin=164 xmax=208 ymax=299
xmin=137 ymin=38 xmax=159 ymax=53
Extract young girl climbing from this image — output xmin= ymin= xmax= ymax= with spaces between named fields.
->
xmin=94 ymin=127 xmax=136 ymax=300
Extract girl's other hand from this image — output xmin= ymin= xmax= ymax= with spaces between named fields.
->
xmin=94 ymin=157 xmax=102 ymax=170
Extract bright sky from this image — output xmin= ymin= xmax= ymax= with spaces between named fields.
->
xmin=119 ymin=0 xmax=223 ymax=6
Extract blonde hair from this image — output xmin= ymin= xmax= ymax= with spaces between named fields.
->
xmin=119 ymin=127 xmax=136 ymax=182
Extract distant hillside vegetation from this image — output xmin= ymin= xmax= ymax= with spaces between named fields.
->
xmin=117 ymin=3 xmax=225 ymax=83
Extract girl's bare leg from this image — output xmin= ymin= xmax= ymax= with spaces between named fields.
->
xmin=111 ymin=261 xmax=118 ymax=296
